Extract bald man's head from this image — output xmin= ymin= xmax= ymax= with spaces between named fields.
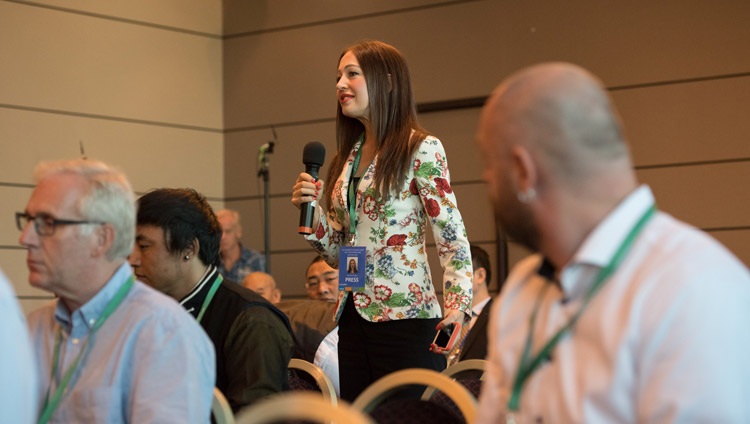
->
xmin=478 ymin=63 xmax=638 ymax=253
xmin=481 ymin=62 xmax=631 ymax=187
xmin=242 ymin=272 xmax=281 ymax=304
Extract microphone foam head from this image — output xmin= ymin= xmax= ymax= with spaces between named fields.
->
xmin=302 ymin=141 xmax=326 ymax=166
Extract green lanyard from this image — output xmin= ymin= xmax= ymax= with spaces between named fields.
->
xmin=347 ymin=142 xmax=365 ymax=245
xmin=38 ymin=276 xmax=135 ymax=424
xmin=507 ymin=205 xmax=656 ymax=413
xmin=196 ymin=274 xmax=222 ymax=324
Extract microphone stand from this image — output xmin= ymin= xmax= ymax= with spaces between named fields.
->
xmin=257 ymin=141 xmax=274 ymax=273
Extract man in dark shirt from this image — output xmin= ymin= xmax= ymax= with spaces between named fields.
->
xmin=129 ymin=188 xmax=293 ymax=411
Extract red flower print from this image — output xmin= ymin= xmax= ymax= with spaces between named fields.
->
xmin=353 ymin=293 xmax=371 ymax=308
xmin=413 ymin=159 xmax=422 ymax=171
xmin=408 ymin=283 xmax=421 ymax=293
xmin=425 ymin=198 xmax=441 ymax=217
xmin=435 ymin=178 xmax=453 ymax=196
xmin=409 ymin=179 xmax=418 ymax=195
xmin=315 ymin=222 xmax=325 ymax=239
xmin=445 ymin=292 xmax=460 ymax=309
xmin=387 ymin=234 xmax=407 ymax=246
xmin=374 ymin=285 xmax=393 ymax=301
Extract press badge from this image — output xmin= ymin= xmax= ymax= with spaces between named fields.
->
xmin=339 ymin=245 xmax=366 ymax=291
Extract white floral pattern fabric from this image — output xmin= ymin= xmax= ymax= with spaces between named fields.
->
xmin=306 ymin=135 xmax=473 ymax=322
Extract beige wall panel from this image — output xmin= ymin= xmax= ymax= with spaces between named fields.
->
xmin=20 ymin=298 xmax=55 ymax=317
xmin=0 ymin=186 xmax=33 ymax=246
xmin=0 ymin=248 xmax=49 ymax=299
xmin=24 ymin=0 xmax=222 ymax=35
xmin=0 ymin=108 xmax=224 ymax=198
xmin=223 ymin=0 xmax=750 ymax=129
xmin=223 ymin=0 xmax=462 ymax=35
xmin=637 ymin=162 xmax=749 ymax=230
xmin=419 ymin=108 xmax=484 ymax=182
xmin=710 ymin=230 xmax=750 ymax=268
xmin=613 ymin=77 xmax=750 ymax=166
xmin=268 ymin=250 xmax=329 ymax=300
xmin=0 ymin=2 xmax=222 ymax=129
xmin=224 ymin=121 xmax=336 ymax=198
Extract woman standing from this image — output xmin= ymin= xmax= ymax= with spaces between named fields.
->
xmin=291 ymin=40 xmax=473 ymax=401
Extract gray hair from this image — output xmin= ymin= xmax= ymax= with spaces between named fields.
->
xmin=34 ymin=158 xmax=136 ymax=260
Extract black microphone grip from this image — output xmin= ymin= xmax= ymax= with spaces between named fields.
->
xmin=298 ymin=141 xmax=326 ymax=235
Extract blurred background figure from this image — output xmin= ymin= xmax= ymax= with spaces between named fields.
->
xmin=447 ymin=244 xmax=494 ymax=366
xmin=475 ymin=62 xmax=750 ymax=423
xmin=0 ymin=268 xmax=38 ymax=423
xmin=216 ymin=209 xmax=265 ymax=282
xmin=242 ymin=271 xmax=282 ymax=304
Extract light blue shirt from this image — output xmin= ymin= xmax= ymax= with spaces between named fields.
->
xmin=27 ymin=263 xmax=216 ymax=423
xmin=0 ymin=268 xmax=38 ymax=424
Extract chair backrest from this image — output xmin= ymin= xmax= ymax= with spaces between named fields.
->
xmin=288 ymin=358 xmax=338 ymax=404
xmin=235 ymin=392 xmax=373 ymax=424
xmin=422 ymin=358 xmax=488 ymax=399
xmin=212 ymin=387 xmax=235 ymax=424
xmin=352 ymin=368 xmax=477 ymax=423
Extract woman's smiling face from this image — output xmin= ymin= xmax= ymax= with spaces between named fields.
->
xmin=336 ymin=50 xmax=370 ymax=122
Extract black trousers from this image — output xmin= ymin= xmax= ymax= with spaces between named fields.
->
xmin=338 ymin=295 xmax=446 ymax=402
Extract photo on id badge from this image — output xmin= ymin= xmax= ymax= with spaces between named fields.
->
xmin=339 ymin=246 xmax=365 ymax=291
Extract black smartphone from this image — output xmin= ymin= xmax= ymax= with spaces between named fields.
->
xmin=430 ymin=322 xmax=461 ymax=354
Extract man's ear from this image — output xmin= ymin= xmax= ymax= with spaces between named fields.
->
xmin=92 ymin=223 xmax=115 ymax=258
xmin=183 ymin=239 xmax=200 ymax=261
xmin=474 ymin=267 xmax=487 ymax=284
xmin=510 ymin=145 xmax=537 ymax=195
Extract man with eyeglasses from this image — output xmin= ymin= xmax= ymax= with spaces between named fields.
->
xmin=18 ymin=159 xmax=215 ymax=423
xmin=306 ymin=256 xmax=340 ymax=396
xmin=305 ymin=255 xmax=340 ymax=302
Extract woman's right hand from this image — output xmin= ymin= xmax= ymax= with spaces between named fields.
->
xmin=291 ymin=172 xmax=324 ymax=210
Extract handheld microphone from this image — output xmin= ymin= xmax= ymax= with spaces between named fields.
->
xmin=298 ymin=141 xmax=326 ymax=235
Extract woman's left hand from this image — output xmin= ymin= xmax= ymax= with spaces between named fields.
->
xmin=437 ymin=309 xmax=469 ymax=331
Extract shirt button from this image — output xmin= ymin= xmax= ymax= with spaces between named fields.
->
xmin=72 ymin=338 xmax=79 ymax=344
xmin=89 ymin=318 xmax=96 ymax=325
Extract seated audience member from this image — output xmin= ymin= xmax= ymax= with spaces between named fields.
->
xmin=475 ymin=63 xmax=750 ymax=422
xmin=276 ymin=256 xmax=341 ymax=396
xmin=19 ymin=159 xmax=215 ymax=423
xmin=306 ymin=256 xmax=340 ymax=396
xmin=216 ymin=209 xmax=265 ymax=282
xmin=447 ymin=244 xmax=495 ymax=366
xmin=242 ymin=271 xmax=282 ymax=304
xmin=0 ymin=268 xmax=37 ymax=422
xmin=305 ymin=255 xmax=339 ymax=302
xmin=130 ymin=188 xmax=294 ymax=411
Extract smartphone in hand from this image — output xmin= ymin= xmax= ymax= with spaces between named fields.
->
xmin=429 ymin=322 xmax=462 ymax=355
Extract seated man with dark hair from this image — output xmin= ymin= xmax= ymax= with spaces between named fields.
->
xmin=129 ymin=188 xmax=294 ymax=411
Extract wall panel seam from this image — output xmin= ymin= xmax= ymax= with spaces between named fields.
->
xmin=2 ymin=0 xmax=221 ymax=39
xmin=222 ymin=0 xmax=484 ymax=39
xmin=0 ymin=103 xmax=223 ymax=133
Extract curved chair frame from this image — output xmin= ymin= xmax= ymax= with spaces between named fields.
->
xmin=422 ymin=358 xmax=488 ymax=399
xmin=212 ymin=387 xmax=235 ymax=424
xmin=235 ymin=392 xmax=373 ymax=424
xmin=288 ymin=358 xmax=338 ymax=404
xmin=352 ymin=368 xmax=477 ymax=423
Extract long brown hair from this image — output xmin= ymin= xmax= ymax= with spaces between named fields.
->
xmin=324 ymin=40 xmax=430 ymax=208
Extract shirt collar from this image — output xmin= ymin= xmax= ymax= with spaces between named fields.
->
xmin=571 ymin=185 xmax=655 ymax=268
xmin=179 ymin=265 xmax=220 ymax=319
xmin=55 ymin=262 xmax=134 ymax=332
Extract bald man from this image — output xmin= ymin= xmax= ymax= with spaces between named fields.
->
xmin=242 ymin=272 xmax=281 ymax=304
xmin=476 ymin=63 xmax=750 ymax=423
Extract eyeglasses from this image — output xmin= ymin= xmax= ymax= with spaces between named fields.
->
xmin=16 ymin=212 xmax=105 ymax=237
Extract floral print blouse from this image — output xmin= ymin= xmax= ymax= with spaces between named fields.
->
xmin=306 ymin=135 xmax=473 ymax=322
